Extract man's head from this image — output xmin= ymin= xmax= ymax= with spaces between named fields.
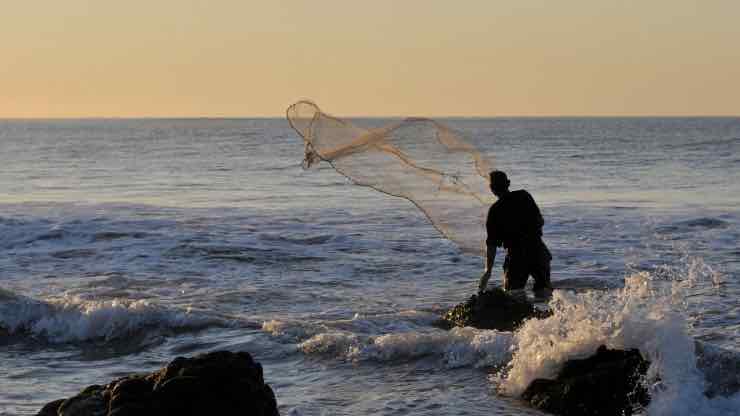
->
xmin=489 ymin=170 xmax=510 ymax=197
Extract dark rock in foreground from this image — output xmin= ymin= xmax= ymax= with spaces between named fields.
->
xmin=522 ymin=345 xmax=650 ymax=416
xmin=439 ymin=288 xmax=551 ymax=331
xmin=36 ymin=350 xmax=279 ymax=416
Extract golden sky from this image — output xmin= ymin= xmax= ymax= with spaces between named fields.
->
xmin=2 ymin=1 xmax=739 ymax=117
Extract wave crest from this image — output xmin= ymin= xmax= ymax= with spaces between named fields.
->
xmin=0 ymin=289 xmax=224 ymax=343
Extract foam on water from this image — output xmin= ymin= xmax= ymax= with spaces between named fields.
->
xmin=262 ymin=319 xmax=328 ymax=343
xmin=263 ymin=317 xmax=513 ymax=369
xmin=346 ymin=327 xmax=513 ymax=368
xmin=0 ymin=289 xmax=224 ymax=343
xmin=494 ymin=256 xmax=740 ymax=415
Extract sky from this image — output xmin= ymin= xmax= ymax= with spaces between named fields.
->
xmin=2 ymin=0 xmax=739 ymax=117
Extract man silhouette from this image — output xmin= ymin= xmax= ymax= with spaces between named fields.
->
xmin=479 ymin=170 xmax=553 ymax=297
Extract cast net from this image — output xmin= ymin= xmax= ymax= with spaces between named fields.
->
xmin=286 ymin=101 xmax=494 ymax=255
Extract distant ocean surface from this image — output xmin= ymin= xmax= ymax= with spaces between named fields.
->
xmin=1 ymin=118 xmax=739 ymax=415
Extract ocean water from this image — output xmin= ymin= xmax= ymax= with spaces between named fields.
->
xmin=0 ymin=117 xmax=739 ymax=415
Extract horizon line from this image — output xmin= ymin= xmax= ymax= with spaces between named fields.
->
xmin=2 ymin=114 xmax=740 ymax=121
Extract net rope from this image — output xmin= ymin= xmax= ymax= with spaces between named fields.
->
xmin=287 ymin=101 xmax=494 ymax=255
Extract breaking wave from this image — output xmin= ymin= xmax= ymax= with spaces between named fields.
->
xmin=304 ymin=327 xmax=513 ymax=368
xmin=0 ymin=289 xmax=226 ymax=343
xmin=494 ymin=256 xmax=740 ymax=416
xmin=262 ymin=316 xmax=513 ymax=369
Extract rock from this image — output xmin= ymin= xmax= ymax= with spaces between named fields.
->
xmin=57 ymin=385 xmax=107 ymax=416
xmin=107 ymin=376 xmax=154 ymax=416
xmin=36 ymin=399 xmax=65 ymax=416
xmin=695 ymin=340 xmax=740 ymax=398
xmin=521 ymin=345 xmax=650 ymax=416
xmin=438 ymin=288 xmax=551 ymax=331
xmin=36 ymin=350 xmax=279 ymax=416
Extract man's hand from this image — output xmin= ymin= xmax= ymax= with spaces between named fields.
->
xmin=478 ymin=270 xmax=492 ymax=293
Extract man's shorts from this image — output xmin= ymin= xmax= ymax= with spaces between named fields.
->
xmin=503 ymin=239 xmax=552 ymax=292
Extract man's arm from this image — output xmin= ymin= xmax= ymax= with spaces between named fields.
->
xmin=479 ymin=244 xmax=496 ymax=292
xmin=480 ymin=205 xmax=498 ymax=292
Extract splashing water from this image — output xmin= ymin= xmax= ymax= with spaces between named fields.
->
xmin=494 ymin=255 xmax=740 ymax=415
xmin=286 ymin=101 xmax=495 ymax=254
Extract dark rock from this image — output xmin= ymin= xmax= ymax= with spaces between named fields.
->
xmin=521 ymin=345 xmax=650 ymax=416
xmin=35 ymin=399 xmax=65 ymax=416
xmin=36 ymin=351 xmax=279 ymax=416
xmin=57 ymin=385 xmax=107 ymax=416
xmin=438 ymin=288 xmax=551 ymax=331
xmin=695 ymin=340 xmax=740 ymax=398
xmin=107 ymin=376 xmax=154 ymax=415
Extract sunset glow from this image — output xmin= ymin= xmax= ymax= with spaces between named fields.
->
xmin=2 ymin=0 xmax=739 ymax=117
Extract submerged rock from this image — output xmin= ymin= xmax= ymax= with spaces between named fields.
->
xmin=521 ymin=345 xmax=650 ymax=416
xmin=36 ymin=350 xmax=279 ymax=416
xmin=439 ymin=288 xmax=551 ymax=331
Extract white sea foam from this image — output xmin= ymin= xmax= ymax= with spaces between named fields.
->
xmin=299 ymin=332 xmax=362 ymax=356
xmin=262 ymin=312 xmax=514 ymax=368
xmin=261 ymin=319 xmax=327 ymax=343
xmin=355 ymin=327 xmax=513 ymax=368
xmin=494 ymin=256 xmax=740 ymax=416
xmin=295 ymin=326 xmax=513 ymax=368
xmin=0 ymin=289 xmax=222 ymax=343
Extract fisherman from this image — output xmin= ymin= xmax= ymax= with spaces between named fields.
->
xmin=479 ymin=170 xmax=553 ymax=297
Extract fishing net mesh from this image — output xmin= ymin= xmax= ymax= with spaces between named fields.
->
xmin=287 ymin=100 xmax=494 ymax=255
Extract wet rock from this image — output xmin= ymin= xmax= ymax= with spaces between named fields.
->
xmin=36 ymin=399 xmax=65 ymax=416
xmin=521 ymin=345 xmax=650 ymax=416
xmin=57 ymin=385 xmax=107 ymax=416
xmin=438 ymin=288 xmax=551 ymax=331
xmin=36 ymin=350 xmax=279 ymax=416
xmin=695 ymin=340 xmax=740 ymax=398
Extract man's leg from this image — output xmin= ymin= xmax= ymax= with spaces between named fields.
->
xmin=531 ymin=239 xmax=553 ymax=294
xmin=503 ymin=250 xmax=528 ymax=291
xmin=531 ymin=261 xmax=552 ymax=293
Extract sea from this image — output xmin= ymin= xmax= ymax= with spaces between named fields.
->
xmin=0 ymin=117 xmax=739 ymax=415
